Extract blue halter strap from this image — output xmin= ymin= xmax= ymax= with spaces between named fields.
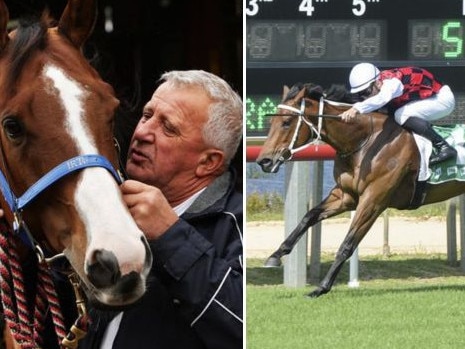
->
xmin=0 ymin=154 xmax=123 ymax=253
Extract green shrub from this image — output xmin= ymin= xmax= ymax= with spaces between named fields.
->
xmin=247 ymin=192 xmax=284 ymax=220
xmin=247 ymin=192 xmax=268 ymax=213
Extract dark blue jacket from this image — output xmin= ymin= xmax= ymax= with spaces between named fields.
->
xmin=80 ymin=170 xmax=243 ymax=348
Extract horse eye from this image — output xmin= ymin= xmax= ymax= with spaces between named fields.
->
xmin=2 ymin=117 xmax=24 ymax=139
xmin=282 ymin=118 xmax=293 ymax=129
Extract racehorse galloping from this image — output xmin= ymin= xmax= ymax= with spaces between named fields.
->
xmin=256 ymin=83 xmax=465 ymax=298
xmin=0 ymin=0 xmax=152 ymax=345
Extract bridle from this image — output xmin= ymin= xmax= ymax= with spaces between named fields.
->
xmin=268 ymin=96 xmax=375 ymax=161
xmin=268 ymin=97 xmax=349 ymax=161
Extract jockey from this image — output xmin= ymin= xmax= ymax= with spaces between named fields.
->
xmin=340 ymin=62 xmax=457 ymax=165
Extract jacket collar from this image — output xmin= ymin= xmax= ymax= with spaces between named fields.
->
xmin=183 ymin=170 xmax=234 ymax=217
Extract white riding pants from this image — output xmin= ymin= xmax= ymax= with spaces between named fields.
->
xmin=394 ymin=85 xmax=455 ymax=125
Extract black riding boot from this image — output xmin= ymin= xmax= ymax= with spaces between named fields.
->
xmin=403 ymin=117 xmax=457 ymax=165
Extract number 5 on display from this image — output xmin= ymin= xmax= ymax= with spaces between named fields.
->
xmin=442 ymin=21 xmax=463 ymax=58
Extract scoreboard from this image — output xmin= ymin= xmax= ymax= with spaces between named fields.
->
xmin=246 ymin=0 xmax=465 ymax=137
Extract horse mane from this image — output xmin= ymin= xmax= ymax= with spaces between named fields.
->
xmin=5 ymin=14 xmax=51 ymax=94
xmin=284 ymin=82 xmax=364 ymax=105
xmin=284 ymin=83 xmax=324 ymax=102
xmin=324 ymin=84 xmax=362 ymax=104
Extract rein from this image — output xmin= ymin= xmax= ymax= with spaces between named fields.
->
xmin=0 ymin=151 xmax=124 ymax=348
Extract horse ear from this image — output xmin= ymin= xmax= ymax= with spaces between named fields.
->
xmin=0 ymin=0 xmax=9 ymax=51
xmin=282 ymin=85 xmax=290 ymax=99
xmin=58 ymin=0 xmax=97 ymax=48
xmin=296 ymin=87 xmax=307 ymax=100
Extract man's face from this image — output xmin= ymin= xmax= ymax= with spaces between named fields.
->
xmin=370 ymin=80 xmax=382 ymax=97
xmin=126 ymin=83 xmax=211 ymax=191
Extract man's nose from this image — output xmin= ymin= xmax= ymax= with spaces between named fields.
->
xmin=132 ymin=126 xmax=153 ymax=145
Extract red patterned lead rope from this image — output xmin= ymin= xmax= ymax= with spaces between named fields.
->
xmin=0 ymin=234 xmax=21 ymax=341
xmin=0 ymin=233 xmax=35 ymax=348
xmin=8 ymin=237 xmax=38 ymax=344
xmin=32 ymin=274 xmax=47 ymax=347
xmin=0 ymin=222 xmax=90 ymax=348
xmin=37 ymin=262 xmax=68 ymax=346
xmin=0 ymin=226 xmax=68 ymax=348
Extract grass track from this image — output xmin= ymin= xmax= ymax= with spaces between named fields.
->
xmin=247 ymin=255 xmax=465 ymax=349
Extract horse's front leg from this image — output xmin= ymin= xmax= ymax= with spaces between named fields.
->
xmin=308 ymin=199 xmax=384 ymax=298
xmin=264 ymin=187 xmax=355 ymax=267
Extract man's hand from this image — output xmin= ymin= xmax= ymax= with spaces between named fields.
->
xmin=121 ymin=180 xmax=179 ymax=240
xmin=340 ymin=107 xmax=359 ymax=123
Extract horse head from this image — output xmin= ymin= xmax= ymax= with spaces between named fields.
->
xmin=0 ymin=0 xmax=152 ymax=307
xmin=256 ymin=83 xmax=327 ymax=173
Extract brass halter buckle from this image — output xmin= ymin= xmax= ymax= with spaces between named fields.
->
xmin=61 ymin=273 xmax=89 ymax=349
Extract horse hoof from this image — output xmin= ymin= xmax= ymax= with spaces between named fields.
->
xmin=263 ymin=256 xmax=282 ymax=268
xmin=306 ymin=291 xmax=321 ymax=299
xmin=306 ymin=287 xmax=327 ymax=298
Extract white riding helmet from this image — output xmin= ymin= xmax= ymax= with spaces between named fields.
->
xmin=349 ymin=63 xmax=380 ymax=93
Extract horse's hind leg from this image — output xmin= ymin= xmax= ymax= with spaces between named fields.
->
xmin=308 ymin=201 xmax=384 ymax=298
xmin=264 ymin=188 xmax=355 ymax=267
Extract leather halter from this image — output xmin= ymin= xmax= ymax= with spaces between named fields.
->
xmin=0 ymin=153 xmax=124 ymax=262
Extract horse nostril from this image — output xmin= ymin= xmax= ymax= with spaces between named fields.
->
xmin=257 ymin=158 xmax=271 ymax=168
xmin=87 ymin=249 xmax=121 ymax=289
xmin=116 ymin=271 xmax=140 ymax=295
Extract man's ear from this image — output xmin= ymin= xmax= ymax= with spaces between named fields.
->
xmin=195 ymin=149 xmax=225 ymax=177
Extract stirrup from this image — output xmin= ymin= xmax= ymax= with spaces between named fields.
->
xmin=429 ymin=147 xmax=457 ymax=165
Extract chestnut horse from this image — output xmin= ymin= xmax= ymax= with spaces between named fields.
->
xmin=0 ymin=0 xmax=152 ymax=346
xmin=256 ymin=83 xmax=465 ymax=298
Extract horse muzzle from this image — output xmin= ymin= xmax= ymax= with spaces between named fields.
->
xmin=82 ymin=235 xmax=152 ymax=307
xmin=257 ymin=149 xmax=292 ymax=173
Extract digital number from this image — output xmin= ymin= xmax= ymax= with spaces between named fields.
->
xmin=359 ymin=23 xmax=382 ymax=57
xmin=304 ymin=24 xmax=326 ymax=58
xmin=248 ymin=24 xmax=273 ymax=59
xmin=410 ymin=23 xmax=432 ymax=57
xmin=442 ymin=21 xmax=463 ymax=58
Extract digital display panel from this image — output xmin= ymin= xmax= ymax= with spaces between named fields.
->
xmin=247 ymin=20 xmax=386 ymax=62
xmin=246 ymin=0 xmax=465 ymax=65
xmin=247 ymin=19 xmax=465 ymax=63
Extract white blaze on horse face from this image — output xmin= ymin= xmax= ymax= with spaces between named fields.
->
xmin=43 ymin=64 xmax=147 ymax=280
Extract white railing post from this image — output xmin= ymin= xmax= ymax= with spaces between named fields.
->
xmin=283 ymin=161 xmax=310 ymax=287
xmin=348 ymin=211 xmax=359 ymax=288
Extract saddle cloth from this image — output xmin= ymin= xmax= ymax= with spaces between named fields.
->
xmin=414 ymin=124 xmax=465 ymax=184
